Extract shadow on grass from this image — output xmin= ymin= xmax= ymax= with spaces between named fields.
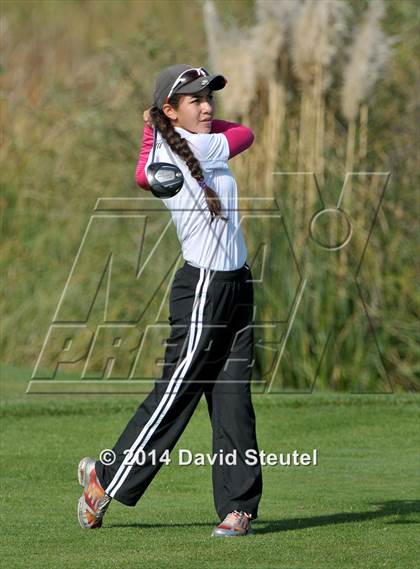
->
xmin=256 ymin=500 xmax=420 ymax=535
xmin=107 ymin=500 xmax=420 ymax=532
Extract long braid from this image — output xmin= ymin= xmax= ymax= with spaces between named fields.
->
xmin=149 ymin=102 xmax=227 ymax=222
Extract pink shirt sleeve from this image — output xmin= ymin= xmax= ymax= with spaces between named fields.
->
xmin=135 ymin=125 xmax=154 ymax=191
xmin=134 ymin=120 xmax=254 ymax=190
xmin=210 ymin=119 xmax=255 ymax=158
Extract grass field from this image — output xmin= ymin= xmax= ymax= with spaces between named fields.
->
xmin=1 ymin=368 xmax=419 ymax=569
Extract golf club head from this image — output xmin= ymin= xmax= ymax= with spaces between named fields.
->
xmin=146 ymin=162 xmax=184 ymax=198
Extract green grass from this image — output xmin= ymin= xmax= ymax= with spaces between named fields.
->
xmin=0 ymin=368 xmax=419 ymax=568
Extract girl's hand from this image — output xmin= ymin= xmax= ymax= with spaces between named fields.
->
xmin=143 ymin=108 xmax=153 ymax=127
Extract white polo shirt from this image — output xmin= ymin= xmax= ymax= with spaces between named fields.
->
xmin=145 ymin=126 xmax=247 ymax=271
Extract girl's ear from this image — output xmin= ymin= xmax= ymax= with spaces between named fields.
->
xmin=162 ymin=103 xmax=178 ymax=121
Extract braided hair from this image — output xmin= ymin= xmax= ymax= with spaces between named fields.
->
xmin=149 ymin=95 xmax=228 ymax=222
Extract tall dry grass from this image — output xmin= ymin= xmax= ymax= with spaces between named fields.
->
xmin=1 ymin=0 xmax=418 ymax=391
xmin=337 ymin=0 xmax=392 ymax=295
xmin=202 ymin=0 xmax=417 ymax=391
xmin=341 ymin=0 xmax=392 ymax=189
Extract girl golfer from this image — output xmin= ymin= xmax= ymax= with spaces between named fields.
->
xmin=77 ymin=64 xmax=263 ymax=537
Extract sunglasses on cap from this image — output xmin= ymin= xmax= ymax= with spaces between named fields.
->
xmin=165 ymin=67 xmax=210 ymax=103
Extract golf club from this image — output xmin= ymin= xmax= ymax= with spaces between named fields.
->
xmin=146 ymin=127 xmax=184 ymax=198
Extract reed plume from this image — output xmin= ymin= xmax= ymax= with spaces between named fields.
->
xmin=290 ymin=0 xmax=349 ymax=239
xmin=203 ymin=0 xmax=257 ymax=120
xmin=249 ymin=1 xmax=301 ymax=196
xmin=252 ymin=0 xmax=301 ymax=78
xmin=341 ymin=0 xmax=391 ymax=122
xmin=291 ymin=0 xmax=349 ymax=89
xmin=338 ymin=1 xmax=392 ymax=300
xmin=341 ymin=0 xmax=392 ymax=181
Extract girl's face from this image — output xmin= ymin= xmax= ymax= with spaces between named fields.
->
xmin=163 ymin=88 xmax=216 ymax=134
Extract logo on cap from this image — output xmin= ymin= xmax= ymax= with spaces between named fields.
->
xmin=201 ymin=79 xmax=209 ymax=86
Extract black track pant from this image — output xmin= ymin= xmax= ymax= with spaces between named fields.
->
xmin=95 ymin=261 xmax=263 ymax=520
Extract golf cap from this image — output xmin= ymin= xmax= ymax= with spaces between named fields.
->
xmin=153 ymin=64 xmax=227 ymax=109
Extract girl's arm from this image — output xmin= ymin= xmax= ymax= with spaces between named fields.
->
xmin=135 ymin=124 xmax=154 ymax=191
xmin=210 ymin=119 xmax=255 ymax=158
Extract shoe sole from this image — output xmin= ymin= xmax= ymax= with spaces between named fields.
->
xmin=77 ymin=496 xmax=88 ymax=529
xmin=77 ymin=457 xmax=89 ymax=529
xmin=78 ymin=456 xmax=92 ymax=488
xmin=77 ymin=457 xmax=102 ymax=530
xmin=77 ymin=496 xmax=102 ymax=530
xmin=211 ymin=528 xmax=253 ymax=537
